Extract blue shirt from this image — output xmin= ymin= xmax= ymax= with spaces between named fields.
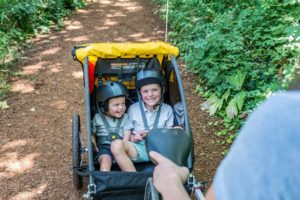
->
xmin=214 ymin=91 xmax=300 ymax=200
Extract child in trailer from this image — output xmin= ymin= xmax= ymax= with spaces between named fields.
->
xmin=111 ymin=69 xmax=174 ymax=172
xmin=91 ymin=81 xmax=131 ymax=171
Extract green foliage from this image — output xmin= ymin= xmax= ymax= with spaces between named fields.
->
xmin=0 ymin=0 xmax=86 ymax=63
xmin=155 ymin=0 xmax=300 ymax=143
xmin=0 ymin=0 xmax=85 ymax=100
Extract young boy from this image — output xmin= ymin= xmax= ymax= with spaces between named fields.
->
xmin=111 ymin=69 xmax=174 ymax=172
xmin=92 ymin=81 xmax=130 ymax=171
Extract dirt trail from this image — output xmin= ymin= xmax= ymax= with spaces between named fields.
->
xmin=0 ymin=0 xmax=224 ymax=199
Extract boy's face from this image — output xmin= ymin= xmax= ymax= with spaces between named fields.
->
xmin=107 ymin=96 xmax=126 ymax=118
xmin=140 ymin=83 xmax=162 ymax=108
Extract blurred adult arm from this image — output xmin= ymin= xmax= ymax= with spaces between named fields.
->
xmin=212 ymin=92 xmax=300 ymax=200
xmin=149 ymin=151 xmax=190 ymax=200
xmin=150 ymin=151 xmax=217 ymax=200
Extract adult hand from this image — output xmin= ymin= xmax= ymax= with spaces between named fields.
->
xmin=149 ymin=151 xmax=190 ymax=200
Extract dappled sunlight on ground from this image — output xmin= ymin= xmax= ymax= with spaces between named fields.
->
xmin=2 ymin=139 xmax=34 ymax=151
xmin=66 ymin=20 xmax=83 ymax=31
xmin=115 ymin=2 xmax=142 ymax=11
xmin=114 ymin=37 xmax=127 ymax=42
xmin=0 ymin=152 xmax=40 ymax=178
xmin=95 ymin=26 xmax=109 ymax=31
xmin=77 ymin=9 xmax=89 ymax=14
xmin=41 ymin=47 xmax=62 ymax=56
xmin=11 ymin=80 xmax=35 ymax=93
xmin=106 ymin=12 xmax=126 ymax=18
xmin=50 ymin=100 xmax=68 ymax=110
xmin=49 ymin=35 xmax=60 ymax=40
xmin=129 ymin=32 xmax=144 ymax=38
xmin=72 ymin=71 xmax=83 ymax=79
xmin=60 ymin=30 xmax=67 ymax=34
xmin=104 ymin=19 xmax=119 ymax=26
xmin=66 ymin=25 xmax=83 ymax=30
xmin=137 ymin=38 xmax=155 ymax=42
xmin=48 ymin=63 xmax=62 ymax=73
xmin=30 ymin=34 xmax=49 ymax=43
xmin=70 ymin=36 xmax=89 ymax=42
xmin=101 ymin=0 xmax=114 ymax=4
xmin=22 ymin=61 xmax=48 ymax=75
xmin=10 ymin=183 xmax=47 ymax=200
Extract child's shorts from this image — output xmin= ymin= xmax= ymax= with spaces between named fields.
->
xmin=95 ymin=144 xmax=113 ymax=162
xmin=130 ymin=141 xmax=150 ymax=162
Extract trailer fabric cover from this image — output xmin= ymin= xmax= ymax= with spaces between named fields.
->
xmin=74 ymin=41 xmax=179 ymax=63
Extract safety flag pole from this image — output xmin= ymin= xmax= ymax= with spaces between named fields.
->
xmin=165 ymin=0 xmax=169 ymax=42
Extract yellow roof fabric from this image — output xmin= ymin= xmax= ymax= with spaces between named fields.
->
xmin=74 ymin=41 xmax=179 ymax=63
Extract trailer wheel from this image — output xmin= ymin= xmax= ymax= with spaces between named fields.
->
xmin=144 ymin=178 xmax=160 ymax=200
xmin=72 ymin=113 xmax=83 ymax=189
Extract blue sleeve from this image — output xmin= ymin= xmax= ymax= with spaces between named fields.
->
xmin=213 ymin=92 xmax=300 ymax=200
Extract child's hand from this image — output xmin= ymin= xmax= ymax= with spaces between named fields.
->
xmin=137 ymin=130 xmax=148 ymax=137
xmin=94 ymin=146 xmax=99 ymax=152
xmin=131 ymin=134 xmax=143 ymax=142
xmin=131 ymin=130 xmax=147 ymax=142
xmin=92 ymin=142 xmax=99 ymax=152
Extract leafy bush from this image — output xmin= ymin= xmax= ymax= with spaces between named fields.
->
xmin=155 ymin=0 xmax=300 ymax=142
xmin=0 ymin=0 xmax=85 ymax=63
xmin=0 ymin=0 xmax=85 ymax=100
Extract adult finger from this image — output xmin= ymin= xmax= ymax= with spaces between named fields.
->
xmin=178 ymin=166 xmax=190 ymax=182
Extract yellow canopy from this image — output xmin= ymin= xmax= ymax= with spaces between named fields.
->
xmin=73 ymin=41 xmax=179 ymax=63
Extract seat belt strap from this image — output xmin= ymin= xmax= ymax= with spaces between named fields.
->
xmin=138 ymin=92 xmax=161 ymax=130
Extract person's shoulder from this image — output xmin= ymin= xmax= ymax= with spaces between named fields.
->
xmin=224 ymin=91 xmax=300 ymax=156
xmin=127 ymin=102 xmax=139 ymax=112
xmin=105 ymin=114 xmax=115 ymax=122
xmin=122 ymin=113 xmax=129 ymax=119
xmin=263 ymin=91 xmax=300 ymax=105
xmin=93 ymin=113 xmax=101 ymax=120
xmin=251 ymin=91 xmax=300 ymax=118
xmin=161 ymin=103 xmax=173 ymax=110
xmin=213 ymin=91 xmax=300 ymax=200
xmin=92 ymin=113 xmax=104 ymax=126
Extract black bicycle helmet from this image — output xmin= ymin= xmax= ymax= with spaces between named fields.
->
xmin=136 ymin=69 xmax=165 ymax=90
xmin=96 ymin=81 xmax=128 ymax=104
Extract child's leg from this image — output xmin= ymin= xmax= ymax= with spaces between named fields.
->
xmin=98 ymin=155 xmax=112 ymax=171
xmin=111 ymin=140 xmax=137 ymax=172
xmin=96 ymin=145 xmax=113 ymax=171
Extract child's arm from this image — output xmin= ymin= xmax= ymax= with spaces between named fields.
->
xmin=122 ymin=113 xmax=134 ymax=141
xmin=92 ymin=134 xmax=98 ymax=152
xmin=130 ymin=130 xmax=147 ymax=142
xmin=123 ymin=130 xmax=131 ymax=141
xmin=91 ymin=116 xmax=99 ymax=152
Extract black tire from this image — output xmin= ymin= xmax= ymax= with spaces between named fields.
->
xmin=144 ymin=178 xmax=161 ymax=200
xmin=72 ymin=113 xmax=83 ymax=189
